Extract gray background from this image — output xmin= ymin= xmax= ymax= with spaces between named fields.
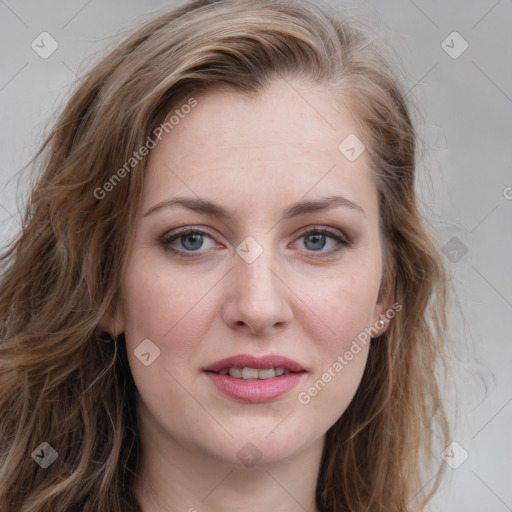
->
xmin=1 ymin=0 xmax=511 ymax=510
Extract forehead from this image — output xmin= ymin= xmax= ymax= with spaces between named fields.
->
xmin=142 ymin=79 xmax=377 ymax=221
xmin=163 ymin=80 xmax=357 ymax=152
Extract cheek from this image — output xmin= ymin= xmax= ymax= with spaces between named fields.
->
xmin=303 ymin=263 xmax=381 ymax=347
xmin=294 ymin=264 xmax=379 ymax=415
xmin=297 ymin=277 xmax=374 ymax=423
xmin=119 ymin=256 xmax=214 ymax=415
xmin=121 ymin=250 xmax=217 ymax=341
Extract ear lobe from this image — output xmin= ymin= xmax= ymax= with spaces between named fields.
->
xmin=99 ymin=301 xmax=124 ymax=338
xmin=374 ymin=266 xmax=397 ymax=334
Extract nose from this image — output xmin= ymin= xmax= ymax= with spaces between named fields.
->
xmin=222 ymin=246 xmax=293 ymax=336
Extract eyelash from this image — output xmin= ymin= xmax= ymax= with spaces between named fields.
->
xmin=158 ymin=225 xmax=350 ymax=259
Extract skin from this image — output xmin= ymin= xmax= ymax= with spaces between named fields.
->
xmin=103 ymin=78 xmax=394 ymax=512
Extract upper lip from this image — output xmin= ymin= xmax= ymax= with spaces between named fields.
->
xmin=203 ymin=354 xmax=305 ymax=373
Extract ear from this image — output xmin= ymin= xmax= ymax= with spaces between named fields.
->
xmin=98 ymin=298 xmax=125 ymax=338
xmin=371 ymin=265 xmax=397 ymax=337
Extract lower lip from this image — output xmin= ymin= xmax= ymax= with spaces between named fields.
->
xmin=204 ymin=371 xmax=305 ymax=403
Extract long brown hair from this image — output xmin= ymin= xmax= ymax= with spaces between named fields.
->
xmin=0 ymin=0 xmax=449 ymax=510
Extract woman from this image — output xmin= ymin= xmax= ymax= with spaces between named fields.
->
xmin=0 ymin=0 xmax=450 ymax=510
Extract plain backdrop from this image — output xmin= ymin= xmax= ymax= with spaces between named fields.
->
xmin=1 ymin=1 xmax=511 ymax=510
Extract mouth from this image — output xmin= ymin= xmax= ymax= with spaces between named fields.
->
xmin=210 ymin=367 xmax=296 ymax=379
xmin=203 ymin=354 xmax=307 ymax=402
xmin=203 ymin=353 xmax=305 ymax=375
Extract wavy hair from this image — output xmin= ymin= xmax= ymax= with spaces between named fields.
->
xmin=0 ymin=0 xmax=450 ymax=510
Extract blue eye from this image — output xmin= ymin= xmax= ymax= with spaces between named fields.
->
xmin=159 ymin=228 xmax=216 ymax=256
xmin=159 ymin=226 xmax=348 ymax=258
xmin=297 ymin=227 xmax=347 ymax=253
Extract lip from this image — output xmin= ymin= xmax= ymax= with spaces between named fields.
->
xmin=203 ymin=353 xmax=307 ymax=403
xmin=203 ymin=353 xmax=305 ymax=373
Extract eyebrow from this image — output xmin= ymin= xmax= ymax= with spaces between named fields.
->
xmin=143 ymin=194 xmax=365 ymax=219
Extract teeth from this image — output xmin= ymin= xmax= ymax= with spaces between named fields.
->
xmin=221 ymin=367 xmax=288 ymax=379
xmin=258 ymin=368 xmax=276 ymax=379
xmin=241 ymin=367 xmax=259 ymax=379
xmin=228 ymin=368 xmax=242 ymax=378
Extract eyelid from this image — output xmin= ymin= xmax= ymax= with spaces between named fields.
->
xmin=295 ymin=225 xmax=347 ymax=243
xmin=158 ymin=226 xmax=217 ymax=247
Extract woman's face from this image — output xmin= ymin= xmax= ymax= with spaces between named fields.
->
xmin=109 ymin=79 xmax=393 ymax=468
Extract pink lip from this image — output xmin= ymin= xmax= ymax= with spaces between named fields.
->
xmin=203 ymin=354 xmax=305 ymax=373
xmin=203 ymin=353 xmax=307 ymax=403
